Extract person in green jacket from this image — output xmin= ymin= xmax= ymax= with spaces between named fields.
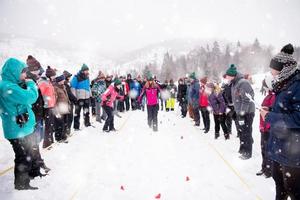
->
xmin=0 ymin=58 xmax=40 ymax=190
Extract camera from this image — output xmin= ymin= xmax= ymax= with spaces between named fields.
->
xmin=16 ymin=113 xmax=29 ymax=127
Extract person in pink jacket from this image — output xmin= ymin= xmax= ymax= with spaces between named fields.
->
xmin=101 ymin=79 xmax=124 ymax=132
xmin=138 ymin=76 xmax=161 ymax=132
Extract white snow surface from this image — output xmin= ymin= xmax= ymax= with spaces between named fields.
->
xmin=0 ymin=74 xmax=275 ymax=200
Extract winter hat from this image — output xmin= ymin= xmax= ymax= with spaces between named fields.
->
xmin=226 ymin=64 xmax=238 ymax=77
xmin=81 ymin=63 xmax=89 ymax=72
xmin=26 ymin=55 xmax=41 ymax=72
xmin=146 ymin=72 xmax=153 ymax=81
xmin=46 ymin=66 xmax=56 ymax=78
xmin=200 ymin=77 xmax=208 ymax=84
xmin=55 ymin=74 xmax=65 ymax=83
xmin=63 ymin=70 xmax=72 ymax=78
xmin=269 ymin=43 xmax=297 ymax=72
xmin=189 ymin=72 xmax=197 ymax=80
xmin=114 ymin=79 xmax=122 ymax=86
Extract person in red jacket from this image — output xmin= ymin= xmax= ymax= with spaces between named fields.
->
xmin=199 ymin=77 xmax=210 ymax=133
xmin=38 ymin=66 xmax=57 ymax=149
xmin=101 ymin=79 xmax=124 ymax=132
xmin=257 ymin=86 xmax=275 ymax=178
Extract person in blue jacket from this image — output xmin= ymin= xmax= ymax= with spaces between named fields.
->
xmin=129 ymin=77 xmax=142 ymax=110
xmin=188 ymin=72 xmax=201 ymax=126
xmin=0 ymin=58 xmax=40 ymax=190
xmin=70 ymin=64 xmax=92 ymax=130
xmin=261 ymin=44 xmax=300 ymax=200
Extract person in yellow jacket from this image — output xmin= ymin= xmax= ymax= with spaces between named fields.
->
xmin=166 ymin=79 xmax=177 ymax=111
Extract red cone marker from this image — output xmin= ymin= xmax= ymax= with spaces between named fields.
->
xmin=155 ymin=193 xmax=161 ymax=199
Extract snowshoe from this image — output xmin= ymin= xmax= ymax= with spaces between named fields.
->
xmin=109 ymin=128 xmax=117 ymax=132
xmin=204 ymin=130 xmax=209 ymax=134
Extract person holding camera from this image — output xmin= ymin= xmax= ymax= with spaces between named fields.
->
xmin=0 ymin=58 xmax=39 ymax=190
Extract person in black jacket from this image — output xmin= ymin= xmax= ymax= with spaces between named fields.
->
xmin=26 ymin=55 xmax=50 ymax=178
xmin=177 ymin=78 xmax=188 ymax=117
xmin=63 ymin=70 xmax=77 ymax=135
xmin=222 ymin=80 xmax=238 ymax=136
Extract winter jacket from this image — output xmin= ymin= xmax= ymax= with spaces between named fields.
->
xmin=70 ymin=72 xmax=91 ymax=100
xmin=101 ymin=85 xmax=124 ymax=108
xmin=199 ymin=85 xmax=209 ymax=107
xmin=32 ymin=86 xmax=45 ymax=121
xmin=177 ymin=84 xmax=187 ymax=103
xmin=167 ymin=84 xmax=177 ymax=98
xmin=222 ymin=83 xmax=234 ymax=107
xmin=139 ymin=85 xmax=160 ymax=106
xmin=64 ymin=81 xmax=77 ymax=105
xmin=122 ymin=81 xmax=130 ymax=96
xmin=0 ymin=58 xmax=38 ymax=140
xmin=231 ymin=73 xmax=255 ymax=115
xmin=188 ymin=79 xmax=200 ymax=108
xmin=53 ymin=83 xmax=70 ymax=115
xmin=130 ymin=81 xmax=142 ymax=97
xmin=266 ymin=71 xmax=300 ymax=167
xmin=259 ymin=91 xmax=275 ymax=133
xmin=38 ymin=77 xmax=57 ymax=108
xmin=91 ymin=80 xmax=107 ymax=103
xmin=208 ymin=92 xmax=226 ymax=114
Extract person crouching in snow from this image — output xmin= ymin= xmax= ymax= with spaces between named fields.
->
xmin=101 ymin=79 xmax=124 ymax=132
xmin=138 ymin=76 xmax=161 ymax=132
xmin=53 ymin=74 xmax=71 ymax=143
xmin=207 ymin=83 xmax=230 ymax=140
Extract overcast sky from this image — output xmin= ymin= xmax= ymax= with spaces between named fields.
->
xmin=0 ymin=0 xmax=300 ymax=53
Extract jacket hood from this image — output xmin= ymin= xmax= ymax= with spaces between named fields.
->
xmin=231 ymin=73 xmax=244 ymax=85
xmin=1 ymin=58 xmax=26 ymax=84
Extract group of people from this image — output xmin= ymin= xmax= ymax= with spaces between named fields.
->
xmin=0 ymin=43 xmax=299 ymax=200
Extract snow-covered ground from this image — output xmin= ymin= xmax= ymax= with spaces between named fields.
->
xmin=0 ymin=105 xmax=275 ymax=199
xmin=0 ymin=73 xmax=276 ymax=199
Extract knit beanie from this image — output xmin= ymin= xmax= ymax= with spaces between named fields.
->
xmin=26 ymin=55 xmax=41 ymax=71
xmin=269 ymin=44 xmax=297 ymax=71
xmin=226 ymin=64 xmax=238 ymax=77
xmin=63 ymin=70 xmax=72 ymax=78
xmin=46 ymin=66 xmax=56 ymax=78
xmin=81 ymin=63 xmax=89 ymax=72
xmin=114 ymin=79 xmax=122 ymax=86
xmin=189 ymin=72 xmax=197 ymax=80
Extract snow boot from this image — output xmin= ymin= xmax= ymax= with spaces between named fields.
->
xmin=15 ymin=184 xmax=38 ymax=190
xmin=41 ymin=164 xmax=51 ymax=174
xmin=215 ymin=133 xmax=220 ymax=139
xmin=224 ymin=133 xmax=230 ymax=140
xmin=256 ymin=170 xmax=264 ymax=176
xmin=153 ymin=125 xmax=158 ymax=132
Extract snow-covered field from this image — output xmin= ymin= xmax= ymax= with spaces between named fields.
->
xmin=0 ymin=92 xmax=276 ymax=200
